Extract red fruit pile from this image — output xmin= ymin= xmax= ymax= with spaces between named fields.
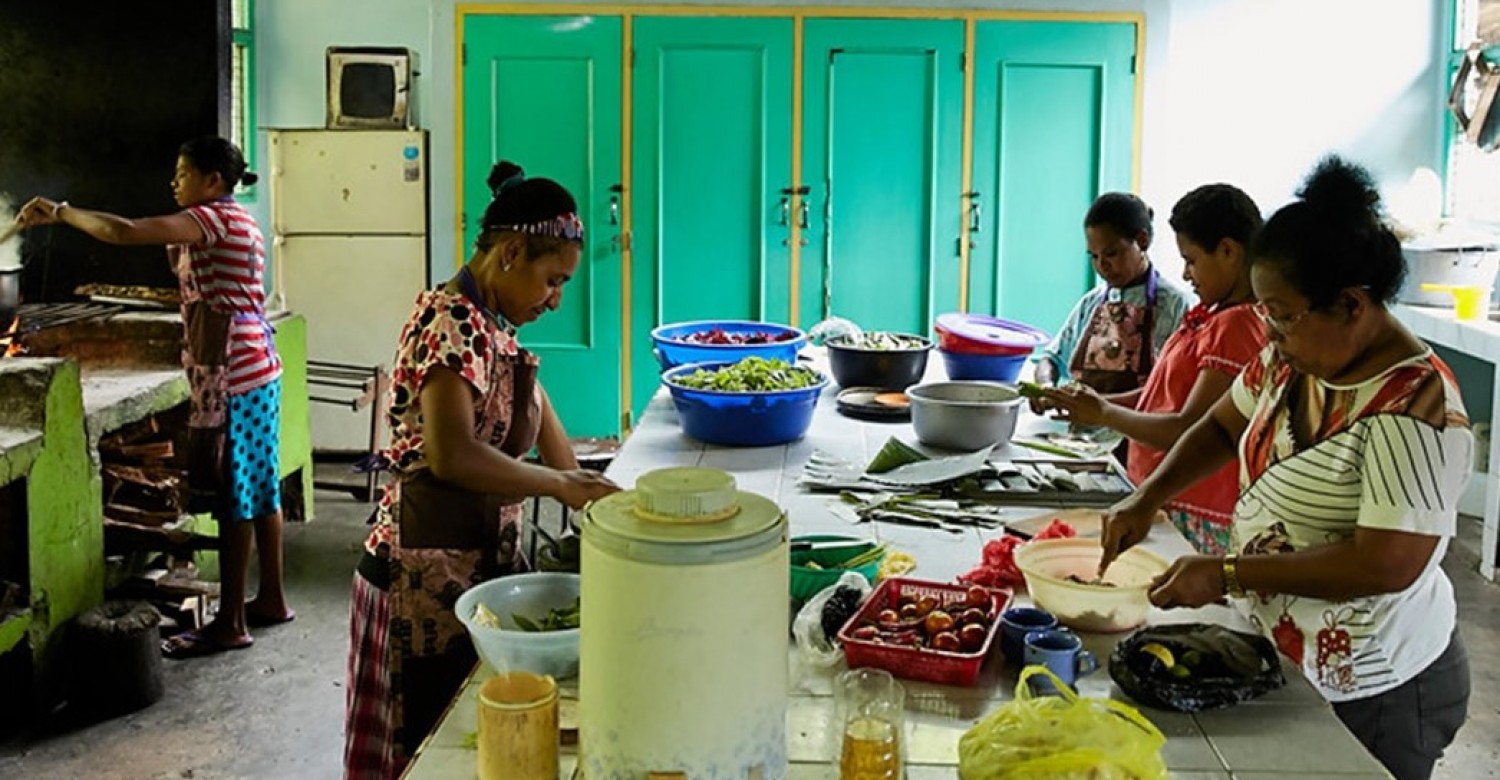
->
xmin=958 ymin=519 xmax=1077 ymax=590
xmin=681 ymin=328 xmax=797 ymax=345
xmin=846 ymin=585 xmax=995 ymax=654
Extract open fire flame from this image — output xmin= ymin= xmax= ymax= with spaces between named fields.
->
xmin=0 ymin=317 xmax=23 ymax=358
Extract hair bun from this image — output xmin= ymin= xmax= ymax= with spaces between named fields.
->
xmin=1298 ymin=155 xmax=1381 ymax=219
xmin=487 ymin=161 xmax=526 ymax=198
xmin=240 ymin=171 xmax=259 ymax=187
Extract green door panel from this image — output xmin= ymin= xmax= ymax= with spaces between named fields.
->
xmin=801 ymin=19 xmax=965 ymax=335
xmin=969 ymin=21 xmax=1136 ymax=336
xmin=464 ymin=14 xmax=623 ymax=437
xmin=631 ymin=17 xmax=793 ymax=423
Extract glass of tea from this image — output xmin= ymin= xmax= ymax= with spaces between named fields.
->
xmin=833 ymin=667 xmax=905 ymax=780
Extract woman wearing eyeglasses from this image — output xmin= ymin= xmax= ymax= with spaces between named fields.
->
xmin=342 ymin=161 xmax=620 ymax=779
xmin=1035 ymin=184 xmax=1266 ymax=555
xmin=1101 ymin=157 xmax=1471 ymax=780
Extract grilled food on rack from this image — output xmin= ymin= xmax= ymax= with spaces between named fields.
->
xmin=75 ymin=283 xmax=181 ymax=307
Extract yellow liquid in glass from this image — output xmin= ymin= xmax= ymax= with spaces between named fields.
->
xmin=839 ymin=716 xmax=901 ymax=780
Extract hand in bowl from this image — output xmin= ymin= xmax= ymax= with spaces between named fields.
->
xmin=1147 ymin=555 xmax=1226 ymax=609
xmin=1099 ymin=493 xmax=1157 ymax=577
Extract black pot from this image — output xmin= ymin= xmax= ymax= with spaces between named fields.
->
xmin=826 ymin=333 xmax=933 ymax=390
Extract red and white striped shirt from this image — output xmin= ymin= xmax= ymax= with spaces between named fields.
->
xmin=180 ymin=199 xmax=281 ymax=394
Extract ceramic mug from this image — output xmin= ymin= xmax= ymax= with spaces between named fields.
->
xmin=1023 ymin=628 xmax=1099 ymax=692
xmin=1000 ymin=607 xmax=1058 ymax=665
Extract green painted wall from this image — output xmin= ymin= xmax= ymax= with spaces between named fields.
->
xmin=275 ymin=314 xmax=314 ymax=521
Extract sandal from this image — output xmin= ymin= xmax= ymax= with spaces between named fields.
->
xmin=161 ymin=629 xmax=253 ymax=659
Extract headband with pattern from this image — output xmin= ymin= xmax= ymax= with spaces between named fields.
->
xmin=484 ymin=212 xmax=585 ymax=241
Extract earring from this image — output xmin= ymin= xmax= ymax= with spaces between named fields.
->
xmin=503 ymin=263 xmax=513 ymax=272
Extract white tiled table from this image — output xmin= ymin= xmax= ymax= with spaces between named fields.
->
xmin=404 ymin=382 xmax=1393 ymax=779
xmin=1393 ymin=303 xmax=1500 ymax=580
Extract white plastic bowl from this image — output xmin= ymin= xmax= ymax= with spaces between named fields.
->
xmin=1013 ymin=538 xmax=1169 ymax=633
xmin=455 ymin=572 xmax=581 ymax=679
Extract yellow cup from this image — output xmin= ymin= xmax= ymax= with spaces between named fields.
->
xmin=1422 ymin=283 xmax=1489 ymax=321
xmin=477 ymin=671 xmax=559 ymax=780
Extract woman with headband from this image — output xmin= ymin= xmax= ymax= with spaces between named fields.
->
xmin=342 ymin=161 xmax=619 ymax=779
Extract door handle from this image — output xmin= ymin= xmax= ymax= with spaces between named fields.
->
xmin=608 ymin=183 xmax=623 ymax=227
xmin=966 ymin=191 xmax=981 ymax=233
xmin=778 ymin=191 xmax=791 ymax=226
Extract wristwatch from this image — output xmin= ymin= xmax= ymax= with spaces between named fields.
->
xmin=1222 ymin=553 xmax=1246 ymax=597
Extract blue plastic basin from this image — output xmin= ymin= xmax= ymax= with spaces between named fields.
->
xmin=651 ymin=320 xmax=807 ymax=372
xmin=662 ymin=360 xmax=828 ymax=447
xmin=940 ymin=348 xmax=1028 ymax=383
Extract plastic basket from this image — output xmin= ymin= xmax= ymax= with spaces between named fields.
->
xmin=651 ymin=320 xmax=807 ymax=371
xmin=789 ymin=535 xmax=882 ymax=601
xmin=838 ymin=577 xmax=1010 ymax=687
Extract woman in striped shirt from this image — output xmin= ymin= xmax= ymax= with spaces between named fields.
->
xmin=1099 ymin=156 xmax=1471 ymax=780
xmin=18 ymin=137 xmax=292 ymax=659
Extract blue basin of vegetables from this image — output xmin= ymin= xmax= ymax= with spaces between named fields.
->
xmin=662 ymin=360 xmax=829 ymax=447
xmin=651 ymin=320 xmax=807 ymax=371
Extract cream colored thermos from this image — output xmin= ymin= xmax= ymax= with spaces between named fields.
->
xmin=579 ymin=467 xmax=789 ymax=779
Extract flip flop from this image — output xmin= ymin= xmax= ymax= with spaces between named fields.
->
xmin=161 ymin=629 xmax=254 ymax=659
xmin=246 ymin=608 xmax=296 ymax=628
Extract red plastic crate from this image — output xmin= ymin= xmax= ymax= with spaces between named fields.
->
xmin=837 ymin=577 xmax=1011 ymax=687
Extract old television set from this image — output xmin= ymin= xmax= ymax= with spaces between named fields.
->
xmin=326 ymin=46 xmax=413 ymax=129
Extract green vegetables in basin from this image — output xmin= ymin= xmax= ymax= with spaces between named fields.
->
xmin=1016 ymin=381 xmax=1046 ymax=400
xmin=673 ymin=356 xmax=821 ymax=392
xmin=509 ymin=597 xmax=581 ymax=632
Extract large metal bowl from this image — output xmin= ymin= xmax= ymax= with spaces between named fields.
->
xmin=906 ymin=381 xmax=1022 ymax=451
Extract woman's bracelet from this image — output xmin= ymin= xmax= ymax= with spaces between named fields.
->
xmin=52 ymin=201 xmax=69 ymax=219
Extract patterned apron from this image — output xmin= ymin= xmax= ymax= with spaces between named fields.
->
xmin=1069 ymin=267 xmax=1160 ymax=395
xmin=383 ymin=290 xmax=544 ymax=754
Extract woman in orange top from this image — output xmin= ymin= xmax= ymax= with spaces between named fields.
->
xmin=1038 ymin=184 xmax=1266 ymax=553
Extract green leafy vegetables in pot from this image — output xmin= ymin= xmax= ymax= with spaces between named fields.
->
xmin=472 ymin=597 xmax=581 ymax=632
xmin=674 ymin=356 xmax=821 ymax=392
xmin=830 ymin=332 xmax=928 ymax=351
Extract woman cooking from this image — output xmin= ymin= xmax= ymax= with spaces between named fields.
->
xmin=1034 ymin=192 xmax=1191 ymax=395
xmin=1100 ymin=157 xmax=1470 ymax=780
xmin=343 ymin=162 xmax=619 ymax=779
xmin=1037 ymin=184 xmax=1266 ymax=554
xmin=16 ymin=137 xmax=294 ymax=658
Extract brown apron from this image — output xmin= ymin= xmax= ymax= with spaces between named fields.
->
xmin=175 ymin=245 xmax=234 ymax=513
xmin=386 ymin=350 xmax=542 ymax=754
xmin=1069 ymin=267 xmax=1160 ymax=395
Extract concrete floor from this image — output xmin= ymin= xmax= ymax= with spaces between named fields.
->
xmin=0 ymin=484 xmax=1497 ymax=780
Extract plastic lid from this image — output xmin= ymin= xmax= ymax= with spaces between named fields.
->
xmin=935 ymin=313 xmax=1049 ymax=349
xmin=582 ymin=467 xmax=786 ymax=565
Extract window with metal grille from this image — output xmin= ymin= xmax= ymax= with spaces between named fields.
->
xmin=1446 ymin=0 xmax=1500 ymax=219
xmin=231 ymin=0 xmax=256 ymax=200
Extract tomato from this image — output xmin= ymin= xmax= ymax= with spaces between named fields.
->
xmin=899 ymin=603 xmax=920 ymax=620
xmin=850 ymin=625 xmax=879 ymax=641
xmin=916 ymin=596 xmax=939 ymax=617
xmin=959 ymin=623 xmax=988 ymax=652
xmin=931 ymin=631 xmax=962 ymax=652
xmin=965 ymin=585 xmax=991 ymax=609
xmin=923 ymin=610 xmax=956 ymax=636
xmin=877 ymin=609 xmax=901 ymax=627
xmin=959 ymin=608 xmax=989 ymax=627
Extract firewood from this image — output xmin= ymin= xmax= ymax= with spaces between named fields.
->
xmin=104 ymin=441 xmax=175 ymax=461
xmin=103 ymin=519 xmax=217 ymax=557
xmin=104 ymin=504 xmax=183 ymax=528
xmin=102 ymin=464 xmax=184 ymax=490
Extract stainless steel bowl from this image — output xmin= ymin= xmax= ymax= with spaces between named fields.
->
xmin=906 ymin=381 xmax=1022 ymax=451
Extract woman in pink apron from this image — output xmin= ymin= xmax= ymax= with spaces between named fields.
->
xmin=1035 ymin=192 xmax=1192 ymax=395
xmin=16 ymin=137 xmax=293 ymax=658
xmin=342 ymin=162 xmax=619 ymax=779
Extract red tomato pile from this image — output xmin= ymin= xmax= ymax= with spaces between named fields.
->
xmin=846 ymin=584 xmax=995 ymax=653
xmin=958 ymin=519 xmax=1077 ymax=590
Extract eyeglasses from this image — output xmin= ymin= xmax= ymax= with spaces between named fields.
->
xmin=1251 ymin=301 xmax=1311 ymax=335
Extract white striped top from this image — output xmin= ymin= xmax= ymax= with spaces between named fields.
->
xmin=181 ymin=199 xmax=280 ymax=394
xmin=1229 ymin=346 xmax=1473 ymax=702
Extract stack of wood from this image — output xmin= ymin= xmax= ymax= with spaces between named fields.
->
xmin=99 ymin=409 xmax=219 ymax=630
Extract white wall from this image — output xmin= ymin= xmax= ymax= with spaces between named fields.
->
xmin=256 ymin=0 xmax=1448 ymax=288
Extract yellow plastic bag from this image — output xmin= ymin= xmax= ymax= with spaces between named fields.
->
xmin=958 ymin=666 xmax=1168 ymax=780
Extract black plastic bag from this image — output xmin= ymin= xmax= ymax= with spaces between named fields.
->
xmin=1109 ymin=623 xmax=1285 ymax=713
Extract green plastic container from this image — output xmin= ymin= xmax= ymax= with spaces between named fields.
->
xmin=789 ymin=534 xmax=882 ymax=601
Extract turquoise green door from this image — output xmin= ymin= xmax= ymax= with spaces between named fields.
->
xmin=968 ymin=21 xmax=1136 ymax=335
xmin=801 ymin=19 xmax=965 ymax=334
xmin=463 ymin=15 xmax=624 ymax=437
xmin=631 ymin=17 xmax=794 ymax=422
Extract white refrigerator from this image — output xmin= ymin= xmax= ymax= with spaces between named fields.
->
xmin=269 ymin=128 xmax=429 ymax=452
